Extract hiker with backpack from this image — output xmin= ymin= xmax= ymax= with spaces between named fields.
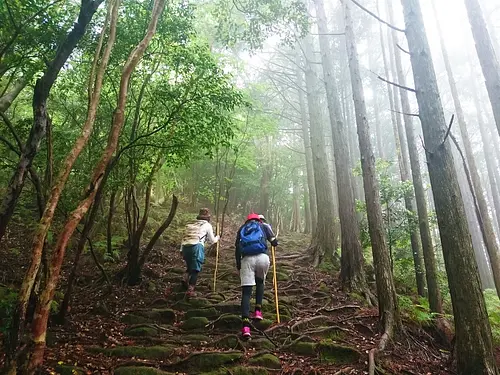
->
xmin=235 ymin=213 xmax=278 ymax=338
xmin=180 ymin=208 xmax=219 ymax=297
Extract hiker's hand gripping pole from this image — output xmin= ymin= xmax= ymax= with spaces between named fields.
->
xmin=213 ymin=223 xmax=220 ymax=292
xmin=272 ymin=227 xmax=280 ymax=323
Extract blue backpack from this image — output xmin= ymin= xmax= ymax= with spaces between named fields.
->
xmin=239 ymin=221 xmax=267 ymax=255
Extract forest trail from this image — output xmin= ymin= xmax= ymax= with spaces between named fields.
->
xmin=24 ymin=225 xmax=454 ymax=375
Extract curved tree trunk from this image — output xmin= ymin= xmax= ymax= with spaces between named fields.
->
xmin=23 ymin=1 xmax=165 ymax=371
xmin=401 ymin=0 xmax=497 ymax=372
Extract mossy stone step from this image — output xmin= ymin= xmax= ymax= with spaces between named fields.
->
xmin=181 ymin=316 xmax=209 ymax=330
xmin=214 ymin=335 xmax=241 ymax=349
xmin=122 ymin=309 xmax=175 ymax=325
xmin=248 ymin=353 xmax=281 ymax=369
xmin=214 ymin=314 xmax=242 ymax=330
xmin=248 ymin=338 xmax=275 ymax=350
xmin=214 ymin=302 xmax=241 ymax=314
xmin=201 ymin=366 xmax=269 ymax=375
xmin=287 ymin=341 xmax=317 ymax=355
xmin=114 ymin=367 xmax=175 ymax=375
xmin=88 ymin=345 xmax=174 ymax=359
xmin=169 ymin=334 xmax=210 ymax=346
xmin=170 ymin=351 xmax=243 ymax=373
xmin=124 ymin=324 xmax=160 ymax=337
xmin=317 ymin=341 xmax=361 ymax=364
xmin=55 ymin=365 xmax=85 ymax=375
xmin=185 ymin=307 xmax=219 ymax=319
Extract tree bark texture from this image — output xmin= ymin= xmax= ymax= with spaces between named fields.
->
xmin=401 ymin=0 xmax=498 ymax=372
xmin=343 ymin=0 xmax=400 ymax=341
xmin=432 ymin=1 xmax=500 ymax=299
xmin=315 ymin=0 xmax=370 ymax=297
xmin=463 ymin=0 xmax=500 ymax=138
xmin=302 ymin=38 xmax=338 ymax=267
xmin=388 ymin=0 xmax=441 ymax=312
xmin=385 ymin=4 xmax=426 ymax=297
xmin=297 ymin=65 xmax=318 ymax=233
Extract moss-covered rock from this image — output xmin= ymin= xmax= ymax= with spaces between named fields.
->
xmin=201 ymin=366 xmax=269 ymax=375
xmin=171 ymin=351 xmax=243 ymax=373
xmin=185 ymin=307 xmax=219 ymax=319
xmin=248 ymin=338 xmax=275 ymax=350
xmin=248 ymin=354 xmax=281 ymax=369
xmin=54 ymin=365 xmax=85 ymax=375
xmin=150 ymin=299 xmax=170 ymax=308
xmin=317 ymin=341 xmax=361 ymax=364
xmin=214 ymin=314 xmax=241 ymax=330
xmin=170 ymin=334 xmax=210 ymax=345
xmin=215 ymin=302 xmax=240 ymax=314
xmin=114 ymin=366 xmax=174 ymax=375
xmin=180 ymin=316 xmax=209 ymax=330
xmin=188 ymin=298 xmax=211 ymax=308
xmin=148 ymin=308 xmax=176 ymax=324
xmin=88 ymin=345 xmax=174 ymax=359
xmin=254 ymin=319 xmax=273 ymax=330
xmin=122 ymin=313 xmax=152 ymax=325
xmin=290 ymin=316 xmax=330 ymax=333
xmin=214 ymin=335 xmax=241 ymax=349
xmin=288 ymin=341 xmax=317 ymax=355
xmin=124 ymin=325 xmax=159 ymax=337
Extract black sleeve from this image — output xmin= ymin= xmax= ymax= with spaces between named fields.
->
xmin=235 ymin=225 xmax=242 ymax=270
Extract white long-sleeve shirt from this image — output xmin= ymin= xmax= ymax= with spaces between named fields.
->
xmin=181 ymin=220 xmax=219 ymax=247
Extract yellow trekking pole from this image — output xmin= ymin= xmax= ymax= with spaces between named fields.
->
xmin=213 ymin=223 xmax=220 ymax=292
xmin=272 ymin=227 xmax=280 ymax=323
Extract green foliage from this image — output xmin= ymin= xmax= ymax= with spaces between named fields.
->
xmin=0 ymin=287 xmax=18 ymax=334
xmin=484 ymin=289 xmax=500 ymax=345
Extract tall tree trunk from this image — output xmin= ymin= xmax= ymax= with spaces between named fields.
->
xmin=385 ymin=4 xmax=426 ymax=297
xmin=0 ymin=0 xmax=105 ymax=244
xmin=455 ymin=147 xmax=495 ymax=289
xmin=314 ymin=0 xmax=371 ymax=299
xmin=471 ymin=74 xmax=500 ymax=235
xmin=432 ymin=1 xmax=500 ymax=299
xmin=463 ymin=0 xmax=500 ymax=137
xmin=342 ymin=0 xmax=400 ymax=355
xmin=303 ymin=172 xmax=312 ymax=234
xmin=107 ymin=189 xmax=118 ymax=255
xmin=302 ymin=38 xmax=338 ymax=267
xmin=401 ymin=0 xmax=498 ymax=373
xmin=368 ymin=52 xmax=384 ymax=160
xmin=23 ymin=1 xmax=165 ymax=371
xmin=297 ymin=56 xmax=318 ymax=234
xmin=291 ymin=174 xmax=300 ymax=232
xmin=388 ymin=0 xmax=442 ymax=312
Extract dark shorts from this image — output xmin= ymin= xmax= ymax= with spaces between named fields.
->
xmin=182 ymin=243 xmax=204 ymax=272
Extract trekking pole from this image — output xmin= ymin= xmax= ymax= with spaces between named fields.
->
xmin=272 ymin=227 xmax=280 ymax=323
xmin=213 ymin=223 xmax=220 ymax=292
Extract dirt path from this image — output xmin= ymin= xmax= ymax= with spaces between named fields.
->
xmin=41 ymin=233 xmax=454 ymax=375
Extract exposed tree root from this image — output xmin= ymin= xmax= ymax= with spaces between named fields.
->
xmin=368 ymin=328 xmax=392 ymax=375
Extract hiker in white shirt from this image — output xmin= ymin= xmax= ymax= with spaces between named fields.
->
xmin=180 ymin=208 xmax=219 ymax=296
